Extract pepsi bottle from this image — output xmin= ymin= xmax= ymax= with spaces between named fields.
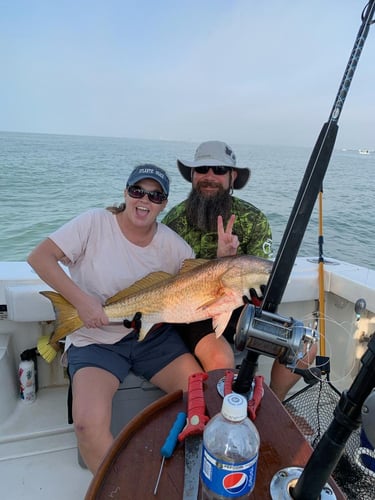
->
xmin=200 ymin=393 xmax=260 ymax=499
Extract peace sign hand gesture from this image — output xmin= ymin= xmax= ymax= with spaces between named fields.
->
xmin=217 ymin=214 xmax=239 ymax=257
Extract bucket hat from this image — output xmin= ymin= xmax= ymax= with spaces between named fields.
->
xmin=177 ymin=141 xmax=250 ymax=189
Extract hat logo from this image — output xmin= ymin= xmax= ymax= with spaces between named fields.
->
xmin=225 ymin=146 xmax=236 ymax=162
xmin=138 ymin=167 xmax=166 ymax=180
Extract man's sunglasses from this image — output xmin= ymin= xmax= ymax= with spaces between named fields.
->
xmin=127 ymin=185 xmax=167 ymax=204
xmin=194 ymin=166 xmax=232 ymax=175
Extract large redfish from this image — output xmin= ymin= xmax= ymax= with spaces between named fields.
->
xmin=40 ymin=255 xmax=272 ymax=342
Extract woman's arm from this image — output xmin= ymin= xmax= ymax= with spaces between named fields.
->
xmin=27 ymin=238 xmax=108 ymax=328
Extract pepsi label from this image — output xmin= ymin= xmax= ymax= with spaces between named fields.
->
xmin=201 ymin=447 xmax=258 ymax=497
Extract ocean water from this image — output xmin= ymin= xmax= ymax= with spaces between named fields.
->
xmin=1 ymin=131 xmax=374 ymax=269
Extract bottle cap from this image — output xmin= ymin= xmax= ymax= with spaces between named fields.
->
xmin=20 ymin=348 xmax=35 ymax=361
xmin=20 ymin=351 xmax=30 ymax=361
xmin=221 ymin=393 xmax=247 ymax=421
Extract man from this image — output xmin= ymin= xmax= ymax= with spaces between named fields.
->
xmin=163 ymin=140 xmax=315 ymax=400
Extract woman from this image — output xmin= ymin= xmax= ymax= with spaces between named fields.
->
xmin=28 ymin=164 xmax=202 ymax=474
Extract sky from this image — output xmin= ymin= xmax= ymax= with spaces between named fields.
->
xmin=1 ymin=0 xmax=374 ymax=149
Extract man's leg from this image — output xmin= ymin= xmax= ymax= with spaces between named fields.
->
xmin=269 ymin=344 xmax=318 ymax=401
xmin=194 ymin=333 xmax=235 ymax=371
xmin=175 ymin=319 xmax=235 ymax=371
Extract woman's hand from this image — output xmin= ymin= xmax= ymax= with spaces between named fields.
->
xmin=28 ymin=238 xmax=109 ymax=329
xmin=217 ymin=214 xmax=239 ymax=257
xmin=75 ymin=294 xmax=109 ymax=329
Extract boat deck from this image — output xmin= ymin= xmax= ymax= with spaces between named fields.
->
xmin=0 ymin=358 xmax=278 ymax=500
xmin=0 ymin=386 xmax=91 ymax=500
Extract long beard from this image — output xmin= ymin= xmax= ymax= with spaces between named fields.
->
xmin=185 ymin=181 xmax=233 ymax=232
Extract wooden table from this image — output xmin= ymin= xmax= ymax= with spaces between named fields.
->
xmin=85 ymin=370 xmax=345 ymax=499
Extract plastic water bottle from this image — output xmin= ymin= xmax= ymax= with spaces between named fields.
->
xmin=200 ymin=393 xmax=260 ymax=499
xmin=19 ymin=351 xmax=36 ymax=403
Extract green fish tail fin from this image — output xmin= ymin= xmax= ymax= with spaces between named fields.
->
xmin=40 ymin=291 xmax=84 ymax=342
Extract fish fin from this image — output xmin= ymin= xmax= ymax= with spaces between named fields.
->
xmin=212 ymin=312 xmax=233 ymax=338
xmin=198 ymin=296 xmax=223 ymax=310
xmin=203 ymin=288 xmax=239 ymax=312
xmin=179 ymin=258 xmax=209 ymax=274
xmin=105 ymin=272 xmax=173 ymax=305
xmin=40 ymin=291 xmax=84 ymax=343
xmin=198 ymin=286 xmax=238 ymax=312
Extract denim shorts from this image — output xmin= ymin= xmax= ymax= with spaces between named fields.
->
xmin=67 ymin=324 xmax=190 ymax=383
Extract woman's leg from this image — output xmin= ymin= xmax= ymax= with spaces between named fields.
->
xmin=72 ymin=366 xmax=119 ymax=474
xmin=150 ymin=353 xmax=202 ymax=393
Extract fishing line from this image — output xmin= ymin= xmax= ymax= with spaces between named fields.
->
xmin=262 ymin=0 xmax=375 ymax=313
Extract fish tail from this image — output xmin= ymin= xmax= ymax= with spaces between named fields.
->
xmin=40 ymin=291 xmax=84 ymax=342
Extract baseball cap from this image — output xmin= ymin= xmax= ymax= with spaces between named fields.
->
xmin=126 ymin=164 xmax=170 ymax=195
xmin=177 ymin=141 xmax=251 ymax=189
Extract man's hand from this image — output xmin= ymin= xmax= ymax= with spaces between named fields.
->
xmin=123 ymin=312 xmax=142 ymax=333
xmin=217 ymin=214 xmax=239 ymax=257
xmin=243 ymin=285 xmax=267 ymax=307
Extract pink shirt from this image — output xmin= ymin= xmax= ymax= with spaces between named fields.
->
xmin=49 ymin=208 xmax=194 ymax=354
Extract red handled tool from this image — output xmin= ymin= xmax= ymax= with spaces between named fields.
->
xmin=178 ymin=372 xmax=209 ymax=500
xmin=247 ymin=375 xmax=264 ymax=421
xmin=223 ymin=369 xmax=264 ymax=421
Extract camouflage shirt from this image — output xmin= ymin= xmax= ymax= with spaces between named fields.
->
xmin=162 ymin=197 xmax=273 ymax=259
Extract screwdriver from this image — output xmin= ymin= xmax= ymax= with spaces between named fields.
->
xmin=153 ymin=411 xmax=187 ymax=495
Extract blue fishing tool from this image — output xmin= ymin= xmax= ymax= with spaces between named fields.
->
xmin=153 ymin=411 xmax=187 ymax=495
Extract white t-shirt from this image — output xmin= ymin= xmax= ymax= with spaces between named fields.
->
xmin=49 ymin=208 xmax=195 ymax=352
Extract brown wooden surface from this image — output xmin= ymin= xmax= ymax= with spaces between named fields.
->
xmin=85 ymin=370 xmax=345 ymax=499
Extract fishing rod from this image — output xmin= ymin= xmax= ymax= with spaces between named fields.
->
xmin=314 ymin=184 xmax=335 ymax=380
xmin=233 ymin=2 xmax=375 ymax=497
xmin=263 ymin=0 xmax=375 ymax=313
xmin=233 ymin=0 xmax=375 ymax=392
xmin=290 ymin=334 xmax=375 ymax=499
xmin=318 ymin=187 xmax=326 ymax=357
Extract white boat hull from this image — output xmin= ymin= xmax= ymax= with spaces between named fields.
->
xmin=0 ymin=257 xmax=374 ymax=499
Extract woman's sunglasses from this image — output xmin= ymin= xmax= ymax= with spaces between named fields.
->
xmin=194 ymin=166 xmax=232 ymax=175
xmin=127 ymin=185 xmax=167 ymax=204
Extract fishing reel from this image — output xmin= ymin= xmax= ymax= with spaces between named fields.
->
xmin=234 ymin=304 xmax=318 ymax=369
